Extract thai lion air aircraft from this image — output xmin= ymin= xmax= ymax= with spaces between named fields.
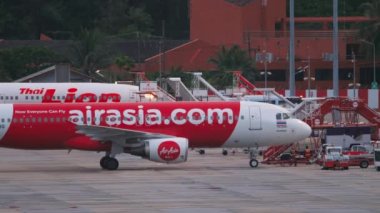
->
xmin=0 ymin=101 xmax=311 ymax=170
xmin=0 ymin=83 xmax=139 ymax=103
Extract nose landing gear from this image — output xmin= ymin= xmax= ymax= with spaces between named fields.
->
xmin=249 ymin=148 xmax=259 ymax=168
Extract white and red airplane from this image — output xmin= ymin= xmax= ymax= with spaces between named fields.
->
xmin=0 ymin=101 xmax=311 ymax=170
xmin=0 ymin=83 xmax=139 ymax=103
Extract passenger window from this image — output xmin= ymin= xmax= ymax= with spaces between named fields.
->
xmin=31 ymin=96 xmax=34 ymax=100
xmin=20 ymin=118 xmax=24 ymax=123
xmin=25 ymin=118 xmax=30 ymax=123
xmin=7 ymin=118 xmax=10 ymax=123
xmin=36 ymin=96 xmax=39 ymax=100
xmin=0 ymin=96 xmax=3 ymax=100
xmin=13 ymin=118 xmax=18 ymax=123
xmin=26 ymin=96 xmax=28 ymax=100
xmin=56 ymin=117 xmax=61 ymax=122
xmin=50 ymin=118 xmax=55 ymax=123
xmin=15 ymin=96 xmax=18 ymax=100
xmin=32 ymin=118 xmax=36 ymax=123
xmin=10 ymin=96 xmax=13 ymax=100
xmin=240 ymin=115 xmax=244 ymax=120
xmin=1 ymin=119 xmax=4 ymax=122
xmin=44 ymin=118 xmax=48 ymax=123
xmin=5 ymin=96 xmax=8 ymax=100
xmin=38 ymin=117 xmax=42 ymax=123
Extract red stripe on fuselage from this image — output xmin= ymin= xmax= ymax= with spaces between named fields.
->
xmin=1 ymin=102 xmax=241 ymax=150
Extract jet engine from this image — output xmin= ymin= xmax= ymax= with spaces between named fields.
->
xmin=125 ymin=137 xmax=188 ymax=163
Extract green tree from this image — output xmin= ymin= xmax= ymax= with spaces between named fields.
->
xmin=114 ymin=55 xmax=135 ymax=81
xmin=68 ymin=29 xmax=115 ymax=76
xmin=136 ymin=0 xmax=189 ymax=39
xmin=0 ymin=46 xmax=65 ymax=81
xmin=359 ymin=0 xmax=380 ymax=47
xmin=208 ymin=45 xmax=255 ymax=89
xmin=291 ymin=0 xmax=363 ymax=17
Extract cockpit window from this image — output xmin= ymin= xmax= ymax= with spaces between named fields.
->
xmin=277 ymin=113 xmax=291 ymax=120
xmin=276 ymin=113 xmax=282 ymax=120
xmin=283 ymin=113 xmax=290 ymax=119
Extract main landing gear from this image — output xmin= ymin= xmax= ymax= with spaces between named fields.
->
xmin=100 ymin=156 xmax=119 ymax=170
xmin=100 ymin=143 xmax=123 ymax=170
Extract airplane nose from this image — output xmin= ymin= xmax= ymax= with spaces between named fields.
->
xmin=298 ymin=121 xmax=312 ymax=140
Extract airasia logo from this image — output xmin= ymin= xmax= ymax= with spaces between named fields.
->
xmin=158 ymin=141 xmax=180 ymax=161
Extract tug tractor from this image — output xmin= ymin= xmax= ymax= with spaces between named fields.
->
xmin=320 ymin=146 xmax=349 ymax=170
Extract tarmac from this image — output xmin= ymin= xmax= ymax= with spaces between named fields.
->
xmin=0 ymin=148 xmax=378 ymax=213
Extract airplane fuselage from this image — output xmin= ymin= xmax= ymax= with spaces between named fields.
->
xmin=0 ymin=101 xmax=311 ymax=150
xmin=0 ymin=83 xmax=139 ymax=103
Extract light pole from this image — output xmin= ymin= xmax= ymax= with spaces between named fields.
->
xmin=360 ymin=39 xmax=377 ymax=89
xmin=349 ymin=51 xmax=360 ymax=99
xmin=260 ymin=71 xmax=272 ymax=90
xmin=297 ymin=65 xmax=315 ymax=97
xmin=256 ymin=51 xmax=272 ymax=92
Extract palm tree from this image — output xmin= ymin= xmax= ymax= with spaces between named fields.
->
xmin=209 ymin=45 xmax=253 ymax=71
xmin=208 ymin=45 xmax=255 ymax=89
xmin=69 ymin=29 xmax=115 ymax=76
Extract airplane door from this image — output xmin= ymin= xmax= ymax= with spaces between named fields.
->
xmin=0 ymin=104 xmax=13 ymax=141
xmin=249 ymin=106 xmax=262 ymax=130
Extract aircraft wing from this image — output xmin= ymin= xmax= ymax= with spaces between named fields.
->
xmin=75 ymin=125 xmax=175 ymax=147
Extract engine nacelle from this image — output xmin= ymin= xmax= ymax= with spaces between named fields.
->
xmin=126 ymin=137 xmax=188 ymax=163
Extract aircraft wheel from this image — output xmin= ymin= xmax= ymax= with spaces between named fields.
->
xmin=249 ymin=159 xmax=259 ymax=168
xmin=359 ymin=161 xmax=369 ymax=169
xmin=100 ymin=156 xmax=111 ymax=169
xmin=101 ymin=157 xmax=119 ymax=170
xmin=222 ymin=149 xmax=228 ymax=156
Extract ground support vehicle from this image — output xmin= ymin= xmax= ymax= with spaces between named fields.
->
xmin=343 ymin=145 xmax=374 ymax=169
xmin=347 ymin=156 xmax=374 ymax=168
xmin=320 ymin=146 xmax=349 ymax=170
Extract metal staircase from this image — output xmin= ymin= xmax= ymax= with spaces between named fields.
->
xmin=191 ymin=72 xmax=230 ymax=101
xmin=262 ymin=144 xmax=294 ymax=164
xmin=165 ymin=78 xmax=198 ymax=101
